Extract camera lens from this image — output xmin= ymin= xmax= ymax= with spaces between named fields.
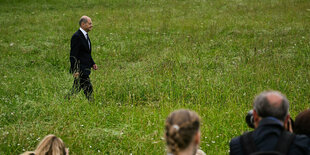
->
xmin=246 ymin=110 xmax=255 ymax=128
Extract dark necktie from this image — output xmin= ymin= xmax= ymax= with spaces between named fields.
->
xmin=86 ymin=34 xmax=90 ymax=49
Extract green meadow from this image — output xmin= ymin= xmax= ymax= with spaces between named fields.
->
xmin=1 ymin=0 xmax=310 ymax=154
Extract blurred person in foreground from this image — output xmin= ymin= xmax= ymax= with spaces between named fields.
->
xmin=66 ymin=15 xmax=98 ymax=101
xmin=230 ymin=91 xmax=309 ymax=155
xmin=21 ymin=134 xmax=68 ymax=155
xmin=294 ymin=109 xmax=310 ymax=137
xmin=165 ymin=109 xmax=206 ymax=155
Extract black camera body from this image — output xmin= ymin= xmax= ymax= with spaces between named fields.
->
xmin=246 ymin=110 xmax=255 ymax=128
xmin=245 ymin=109 xmax=294 ymax=130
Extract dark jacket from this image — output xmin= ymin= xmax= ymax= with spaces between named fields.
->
xmin=230 ymin=117 xmax=310 ymax=155
xmin=70 ymin=29 xmax=95 ymax=76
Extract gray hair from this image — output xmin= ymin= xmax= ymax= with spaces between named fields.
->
xmin=79 ymin=16 xmax=89 ymax=26
xmin=253 ymin=91 xmax=289 ymax=121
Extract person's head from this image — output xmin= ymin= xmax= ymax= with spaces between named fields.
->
xmin=79 ymin=16 xmax=93 ymax=32
xmin=294 ymin=109 xmax=310 ymax=136
xmin=165 ymin=109 xmax=201 ymax=155
xmin=34 ymin=134 xmax=67 ymax=155
xmin=252 ymin=91 xmax=290 ymax=128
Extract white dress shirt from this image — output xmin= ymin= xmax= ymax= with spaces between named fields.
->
xmin=79 ymin=27 xmax=90 ymax=49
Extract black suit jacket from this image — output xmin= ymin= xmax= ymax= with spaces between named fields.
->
xmin=70 ymin=29 xmax=95 ymax=76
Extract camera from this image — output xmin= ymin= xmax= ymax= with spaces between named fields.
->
xmin=245 ymin=110 xmax=294 ymax=130
xmin=245 ymin=110 xmax=255 ymax=128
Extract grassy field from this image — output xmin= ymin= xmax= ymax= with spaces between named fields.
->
xmin=0 ymin=0 xmax=310 ymax=154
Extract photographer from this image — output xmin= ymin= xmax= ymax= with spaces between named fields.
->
xmin=229 ymin=91 xmax=309 ymax=155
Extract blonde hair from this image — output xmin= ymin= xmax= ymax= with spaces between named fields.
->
xmin=20 ymin=151 xmax=35 ymax=155
xmin=35 ymin=134 xmax=66 ymax=155
xmin=165 ymin=109 xmax=201 ymax=154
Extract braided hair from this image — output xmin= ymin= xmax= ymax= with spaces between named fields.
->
xmin=165 ymin=109 xmax=201 ymax=155
xmin=35 ymin=134 xmax=67 ymax=155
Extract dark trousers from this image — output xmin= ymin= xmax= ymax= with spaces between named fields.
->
xmin=70 ymin=74 xmax=93 ymax=100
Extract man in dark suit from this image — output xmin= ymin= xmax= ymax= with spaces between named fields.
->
xmin=68 ymin=16 xmax=97 ymax=100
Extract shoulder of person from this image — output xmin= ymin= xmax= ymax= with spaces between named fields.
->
xmin=20 ymin=151 xmax=35 ymax=155
xmin=196 ymin=149 xmax=206 ymax=155
xmin=230 ymin=136 xmax=241 ymax=146
xmin=73 ymin=30 xmax=80 ymax=36
xmin=72 ymin=31 xmax=83 ymax=40
xmin=229 ymin=136 xmax=244 ymax=155
xmin=283 ymin=134 xmax=310 ymax=155
xmin=292 ymin=134 xmax=310 ymax=147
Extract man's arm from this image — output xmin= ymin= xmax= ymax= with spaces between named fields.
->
xmin=90 ymin=51 xmax=97 ymax=70
xmin=70 ymin=34 xmax=80 ymax=74
xmin=90 ymin=56 xmax=95 ymax=66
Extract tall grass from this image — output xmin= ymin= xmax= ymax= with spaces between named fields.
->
xmin=0 ymin=0 xmax=310 ymax=154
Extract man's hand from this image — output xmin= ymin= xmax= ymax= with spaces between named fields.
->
xmin=92 ymin=64 xmax=98 ymax=70
xmin=73 ymin=72 xmax=80 ymax=78
xmin=286 ymin=117 xmax=293 ymax=133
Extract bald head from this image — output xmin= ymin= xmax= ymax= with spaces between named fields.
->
xmin=253 ymin=91 xmax=289 ymax=121
xmin=79 ymin=16 xmax=90 ymax=26
xmin=79 ymin=16 xmax=93 ymax=32
xmin=266 ymin=92 xmax=284 ymax=107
